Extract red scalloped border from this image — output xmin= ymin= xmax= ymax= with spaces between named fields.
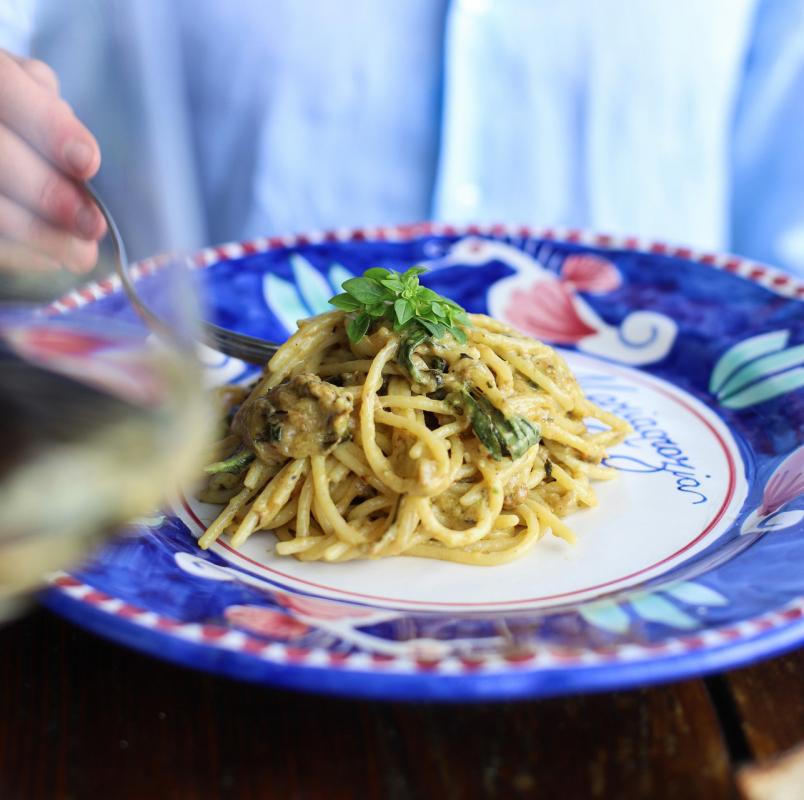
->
xmin=49 ymin=572 xmax=804 ymax=674
xmin=45 ymin=222 xmax=804 ymax=314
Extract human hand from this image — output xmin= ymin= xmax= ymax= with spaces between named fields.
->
xmin=0 ymin=48 xmax=106 ymax=274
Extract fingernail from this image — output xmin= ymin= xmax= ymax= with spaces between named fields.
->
xmin=75 ymin=203 xmax=100 ymax=238
xmin=64 ymin=139 xmax=95 ymax=175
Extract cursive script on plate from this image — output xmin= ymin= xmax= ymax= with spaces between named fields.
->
xmin=584 ymin=386 xmax=710 ymax=505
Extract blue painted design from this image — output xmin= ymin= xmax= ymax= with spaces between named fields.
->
xmin=629 ymin=593 xmax=698 ymax=630
xmin=577 ymin=581 xmax=728 ymax=636
xmin=328 ymin=263 xmax=354 ymax=292
xmin=263 ymin=273 xmax=306 ymax=335
xmin=709 ymin=330 xmax=788 ymax=392
xmin=290 ymin=253 xmax=334 ymax=315
xmin=710 ymin=329 xmax=804 ymax=409
xmin=263 ymin=254 xmax=355 ymax=335
xmin=577 ymin=600 xmax=630 ymax=634
xmin=45 ymin=231 xmax=804 ymax=700
xmin=661 ymin=581 xmax=727 ymax=607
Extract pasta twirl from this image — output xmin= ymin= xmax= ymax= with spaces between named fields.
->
xmin=197 ymin=296 xmax=631 ymax=566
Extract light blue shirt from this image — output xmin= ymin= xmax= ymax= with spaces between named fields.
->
xmin=5 ymin=0 xmax=804 ymax=277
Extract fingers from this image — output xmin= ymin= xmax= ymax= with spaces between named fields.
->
xmin=0 ymin=192 xmax=99 ymax=273
xmin=21 ymin=58 xmax=60 ymax=95
xmin=0 ymin=122 xmax=106 ymax=240
xmin=0 ymin=239 xmax=61 ymax=273
xmin=0 ymin=50 xmax=100 ymax=180
xmin=0 ymin=49 xmax=104 ymax=278
xmin=5 ymin=53 xmax=60 ymax=94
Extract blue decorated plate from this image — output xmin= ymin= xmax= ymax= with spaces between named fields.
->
xmin=43 ymin=224 xmax=804 ymax=700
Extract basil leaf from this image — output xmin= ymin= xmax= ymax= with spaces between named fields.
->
xmin=346 ymin=312 xmax=372 ymax=342
xmin=342 ymin=277 xmax=389 ymax=304
xmin=496 ymin=414 xmax=540 ymax=460
xmin=463 ymin=389 xmax=540 ymax=461
xmin=364 ymin=267 xmax=391 ymax=280
xmin=328 ymin=292 xmax=362 ymax=311
xmin=418 ymin=287 xmax=441 ymax=303
xmin=380 ymin=276 xmax=404 ymax=292
xmin=419 ymin=318 xmax=446 ymax=338
xmin=367 ymin=302 xmax=388 ymax=317
xmin=450 ymin=326 xmax=468 ymax=345
xmin=398 ymin=327 xmax=432 ymax=384
xmin=463 ymin=392 xmax=504 ymax=460
xmin=394 ymin=298 xmax=414 ymax=326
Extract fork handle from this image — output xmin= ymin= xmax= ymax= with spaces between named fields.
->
xmin=87 ymin=184 xmax=278 ymax=365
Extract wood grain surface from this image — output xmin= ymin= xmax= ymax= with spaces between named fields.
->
xmin=1 ymin=609 xmax=802 ymax=799
xmin=728 ymin=649 xmax=804 ymax=759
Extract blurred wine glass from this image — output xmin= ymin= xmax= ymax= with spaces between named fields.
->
xmin=0 ymin=191 xmax=213 ymax=621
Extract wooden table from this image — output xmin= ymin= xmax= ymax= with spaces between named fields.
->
xmin=2 ymin=609 xmax=803 ymax=799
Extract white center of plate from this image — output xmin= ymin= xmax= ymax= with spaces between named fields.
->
xmin=177 ymin=352 xmax=747 ymax=612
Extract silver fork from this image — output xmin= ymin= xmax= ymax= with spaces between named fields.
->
xmin=87 ymin=185 xmax=280 ymax=365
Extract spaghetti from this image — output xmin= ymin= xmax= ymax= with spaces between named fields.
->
xmin=198 ymin=271 xmax=630 ymax=566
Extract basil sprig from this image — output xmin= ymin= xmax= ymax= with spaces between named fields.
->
xmin=329 ymin=266 xmax=469 ymax=344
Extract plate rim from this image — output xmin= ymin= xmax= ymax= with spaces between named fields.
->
xmin=43 ymin=570 xmax=804 ymax=701
xmin=42 ymin=223 xmax=804 ymax=700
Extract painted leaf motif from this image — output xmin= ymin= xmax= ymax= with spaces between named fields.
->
xmin=629 ymin=593 xmax=699 ymax=630
xmin=720 ymin=367 xmax=804 ymax=410
xmin=717 ymin=343 xmax=804 ymax=400
xmin=263 ymin=272 xmax=307 ymax=334
xmin=709 ymin=330 xmax=788 ymax=394
xmin=577 ymin=600 xmax=631 ymax=634
xmin=758 ymin=510 xmax=804 ymax=531
xmin=291 ymin=253 xmax=334 ymax=315
xmin=328 ymin=263 xmax=354 ymax=293
xmin=661 ymin=581 xmax=727 ymax=607
xmin=760 ymin=445 xmax=804 ymax=515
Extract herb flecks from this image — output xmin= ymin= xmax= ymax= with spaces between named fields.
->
xmin=329 ymin=266 xmax=469 ymax=345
